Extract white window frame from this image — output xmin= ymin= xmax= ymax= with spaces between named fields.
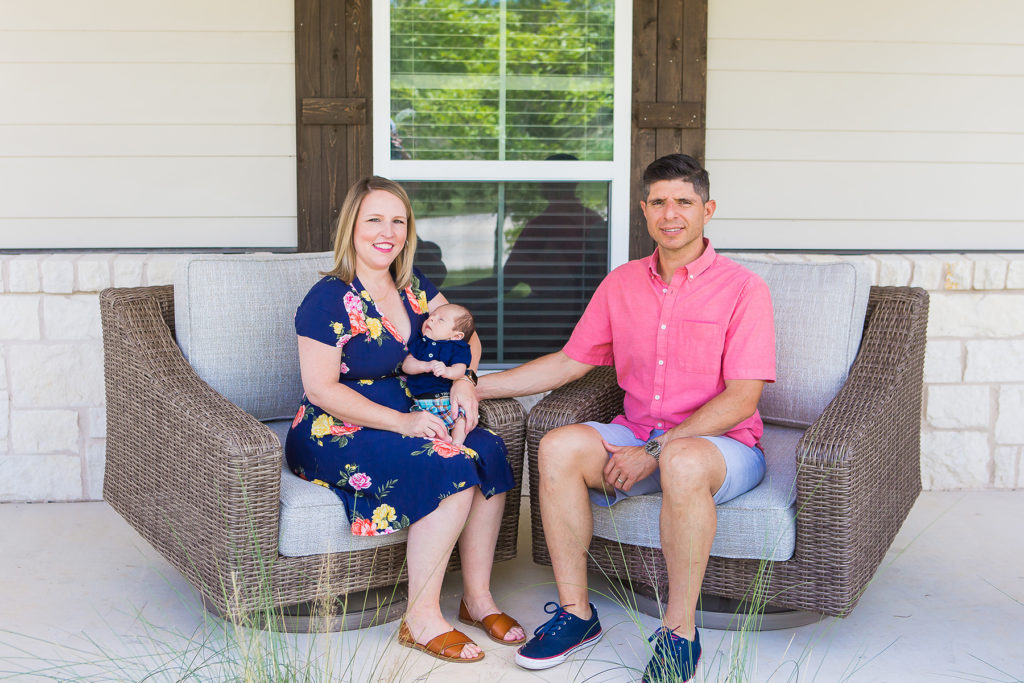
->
xmin=371 ymin=0 xmax=632 ymax=270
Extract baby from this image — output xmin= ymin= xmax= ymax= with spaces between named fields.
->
xmin=402 ymin=303 xmax=476 ymax=447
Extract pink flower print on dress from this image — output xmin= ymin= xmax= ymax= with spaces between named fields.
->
xmin=336 ymin=333 xmax=352 ymax=349
xmin=431 ymin=440 xmax=461 ymax=458
xmin=405 ymin=286 xmax=424 ymax=314
xmin=330 ymin=422 xmax=361 ymax=437
xmin=291 ymin=405 xmax=305 ymax=428
xmin=381 ymin=317 xmax=402 ymax=343
xmin=339 ymin=362 xmax=350 ymax=375
xmin=349 ymin=472 xmax=372 ymax=490
xmin=351 ymin=519 xmax=376 ymax=536
xmin=344 ymin=292 xmax=368 ymax=334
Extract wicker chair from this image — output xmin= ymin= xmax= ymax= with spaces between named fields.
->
xmin=525 ymin=285 xmax=929 ymax=620
xmin=100 ymin=284 xmax=526 ymax=630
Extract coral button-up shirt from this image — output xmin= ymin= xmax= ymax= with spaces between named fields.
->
xmin=562 ymin=241 xmax=776 ymax=448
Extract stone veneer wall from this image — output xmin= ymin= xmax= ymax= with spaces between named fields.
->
xmin=1 ymin=251 xmax=1022 ymax=502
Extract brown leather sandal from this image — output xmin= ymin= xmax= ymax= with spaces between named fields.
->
xmin=458 ymin=599 xmax=527 ymax=645
xmin=397 ymin=620 xmax=484 ymax=663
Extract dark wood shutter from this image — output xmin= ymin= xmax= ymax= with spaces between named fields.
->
xmin=629 ymin=0 xmax=708 ymax=259
xmin=294 ymin=0 xmax=373 ymax=252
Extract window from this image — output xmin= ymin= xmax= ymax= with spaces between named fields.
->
xmin=373 ymin=0 xmax=631 ymax=364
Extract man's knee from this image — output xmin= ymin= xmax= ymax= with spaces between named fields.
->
xmin=659 ymin=438 xmax=722 ymax=495
xmin=538 ymin=424 xmax=602 ymax=477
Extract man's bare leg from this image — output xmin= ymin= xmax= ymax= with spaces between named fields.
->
xmin=537 ymin=424 xmax=611 ymax=619
xmin=657 ymin=437 xmax=727 ymax=640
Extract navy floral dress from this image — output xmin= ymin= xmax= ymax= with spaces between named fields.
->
xmin=284 ymin=269 xmax=514 ymax=536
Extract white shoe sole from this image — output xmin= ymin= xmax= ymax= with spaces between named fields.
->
xmin=514 ymin=630 xmax=604 ymax=670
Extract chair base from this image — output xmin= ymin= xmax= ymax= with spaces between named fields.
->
xmin=211 ymin=584 xmax=408 ymax=633
xmin=616 ymin=580 xmax=826 ymax=632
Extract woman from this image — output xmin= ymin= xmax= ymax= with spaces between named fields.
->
xmin=285 ymin=176 xmax=525 ymax=662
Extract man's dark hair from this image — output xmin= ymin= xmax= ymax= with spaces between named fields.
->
xmin=641 ymin=154 xmax=710 ymax=203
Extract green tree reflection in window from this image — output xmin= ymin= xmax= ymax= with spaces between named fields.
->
xmin=391 ymin=0 xmax=614 ymax=161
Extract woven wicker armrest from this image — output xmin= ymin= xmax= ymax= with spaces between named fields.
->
xmin=101 ymin=287 xmax=284 ymax=592
xmin=527 ymin=365 xmax=624 ymax=437
xmin=797 ymin=287 xmax=928 ymax=469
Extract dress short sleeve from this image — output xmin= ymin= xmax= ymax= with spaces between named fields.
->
xmin=295 ymin=277 xmax=348 ymax=347
xmin=411 ymin=267 xmax=440 ymax=302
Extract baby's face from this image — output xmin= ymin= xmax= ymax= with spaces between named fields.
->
xmin=421 ymin=305 xmax=464 ymax=341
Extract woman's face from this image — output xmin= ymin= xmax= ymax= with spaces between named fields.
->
xmin=352 ymin=189 xmax=408 ymax=275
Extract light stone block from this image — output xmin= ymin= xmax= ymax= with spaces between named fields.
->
xmin=145 ymin=255 xmax=185 ymax=286
xmin=995 ymin=386 xmax=1024 ymax=444
xmin=0 ymin=455 xmax=83 ymax=502
xmin=0 ymin=391 xmax=8 ymax=441
xmin=113 ymin=255 xmax=146 ymax=288
xmin=43 ymin=295 xmax=102 ymax=340
xmin=11 ymin=409 xmax=80 ymax=453
xmin=85 ymin=439 xmax=106 ymax=500
xmin=941 ymin=256 xmax=972 ymax=291
xmin=8 ymin=257 xmax=40 ymax=293
xmin=0 ymin=352 xmax=6 ymax=390
xmin=909 ymin=254 xmax=945 ymax=290
xmin=969 ymin=255 xmax=1008 ymax=290
xmin=76 ymin=256 xmax=113 ymax=292
xmin=992 ymin=446 xmax=1019 ymax=488
xmin=871 ymin=255 xmax=912 ymax=286
xmin=8 ymin=343 xmax=105 ymax=407
xmin=1006 ymin=256 xmax=1024 ymax=289
xmin=928 ymin=292 xmax=1024 ymax=338
xmin=926 ymin=385 xmax=990 ymax=430
xmin=86 ymin=407 xmax=107 ymax=438
xmin=923 ymin=340 xmax=962 ymax=383
xmin=41 ymin=257 xmax=75 ymax=294
xmin=965 ymin=340 xmax=1024 ymax=383
xmin=920 ymin=430 xmax=990 ymax=490
xmin=0 ymin=296 xmax=41 ymax=340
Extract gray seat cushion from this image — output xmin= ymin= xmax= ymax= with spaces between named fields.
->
xmin=733 ymin=258 xmax=872 ymax=428
xmin=591 ymin=424 xmax=802 ymax=562
xmin=174 ymin=252 xmax=333 ymax=421
xmin=264 ymin=420 xmax=409 ymax=557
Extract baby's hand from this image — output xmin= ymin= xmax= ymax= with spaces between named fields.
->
xmin=430 ymin=360 xmax=447 ymax=377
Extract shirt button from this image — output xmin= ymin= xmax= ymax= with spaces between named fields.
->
xmin=654 ymin=394 xmax=661 ymax=400
xmin=428 ymin=353 xmax=433 ymax=358
xmin=689 ymin=275 xmax=694 ymax=280
xmin=662 ymin=288 xmax=668 ymax=293
xmin=660 ymin=324 xmax=667 ymax=330
xmin=657 ymin=422 xmax=663 ymax=428
xmin=431 ymin=341 xmax=436 ymax=346
xmin=659 ymin=359 xmax=664 ymax=365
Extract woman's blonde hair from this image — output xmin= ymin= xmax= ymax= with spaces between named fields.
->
xmin=323 ymin=176 xmax=417 ymax=289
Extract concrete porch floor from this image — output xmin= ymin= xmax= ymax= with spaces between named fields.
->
xmin=1 ymin=491 xmax=1022 ymax=682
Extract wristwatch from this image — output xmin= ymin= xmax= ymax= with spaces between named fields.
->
xmin=463 ymin=368 xmax=479 ymax=386
xmin=644 ymin=437 xmax=662 ymax=462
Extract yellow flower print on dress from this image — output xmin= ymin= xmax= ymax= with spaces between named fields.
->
xmin=332 ymin=322 xmax=345 ymax=336
xmin=310 ymin=413 xmax=333 ymax=439
xmin=311 ymin=479 xmax=331 ymax=489
xmin=366 ymin=318 xmax=383 ymax=340
xmin=418 ymin=291 xmax=429 ymax=313
xmin=461 ymin=445 xmax=479 ymax=460
xmin=360 ymin=290 xmax=372 ymax=301
xmin=358 ymin=379 xmax=374 ymax=385
xmin=371 ymin=503 xmax=397 ymax=530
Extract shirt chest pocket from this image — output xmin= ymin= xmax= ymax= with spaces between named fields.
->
xmin=675 ymin=320 xmax=725 ymax=374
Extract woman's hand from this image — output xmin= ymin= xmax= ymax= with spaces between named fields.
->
xmin=399 ymin=411 xmax=452 ymax=442
xmin=449 ymin=377 xmax=479 ymax=432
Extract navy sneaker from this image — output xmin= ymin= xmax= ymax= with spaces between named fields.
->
xmin=514 ymin=601 xmax=603 ymax=670
xmin=642 ymin=626 xmax=701 ymax=682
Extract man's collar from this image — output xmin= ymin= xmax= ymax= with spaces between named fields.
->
xmin=647 ymin=239 xmax=717 ymax=281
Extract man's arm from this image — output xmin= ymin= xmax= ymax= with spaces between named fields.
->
xmin=477 ymin=350 xmax=595 ymax=400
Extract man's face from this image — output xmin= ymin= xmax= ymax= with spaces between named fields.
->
xmin=641 ymin=179 xmax=716 ymax=258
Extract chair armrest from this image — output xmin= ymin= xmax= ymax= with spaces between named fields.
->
xmin=792 ymin=287 xmax=928 ymax=600
xmin=526 ymin=366 xmax=623 ymax=439
xmin=101 ymin=286 xmax=283 ymax=603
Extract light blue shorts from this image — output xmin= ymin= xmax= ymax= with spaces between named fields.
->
xmin=582 ymin=422 xmax=766 ymax=508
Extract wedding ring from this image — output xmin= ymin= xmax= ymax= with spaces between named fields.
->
xmin=616 ymin=477 xmax=624 ymax=483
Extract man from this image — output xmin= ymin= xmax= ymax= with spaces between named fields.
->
xmin=476 ymin=154 xmax=775 ymax=681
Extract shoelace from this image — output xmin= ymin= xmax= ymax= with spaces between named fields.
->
xmin=648 ymin=626 xmax=685 ymax=645
xmin=532 ymin=601 xmax=575 ymax=639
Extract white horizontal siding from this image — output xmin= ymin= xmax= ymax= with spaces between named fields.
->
xmin=0 ymin=1 xmax=297 ymax=249
xmin=707 ymin=0 xmax=1024 ymax=251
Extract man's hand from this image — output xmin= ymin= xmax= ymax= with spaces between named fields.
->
xmin=449 ymin=376 xmax=479 ymax=432
xmin=602 ymin=440 xmax=659 ymax=492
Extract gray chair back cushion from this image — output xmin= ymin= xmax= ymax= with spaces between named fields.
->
xmin=591 ymin=424 xmax=802 ymax=561
xmin=733 ymin=258 xmax=872 ymax=428
xmin=174 ymin=252 xmax=333 ymax=421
